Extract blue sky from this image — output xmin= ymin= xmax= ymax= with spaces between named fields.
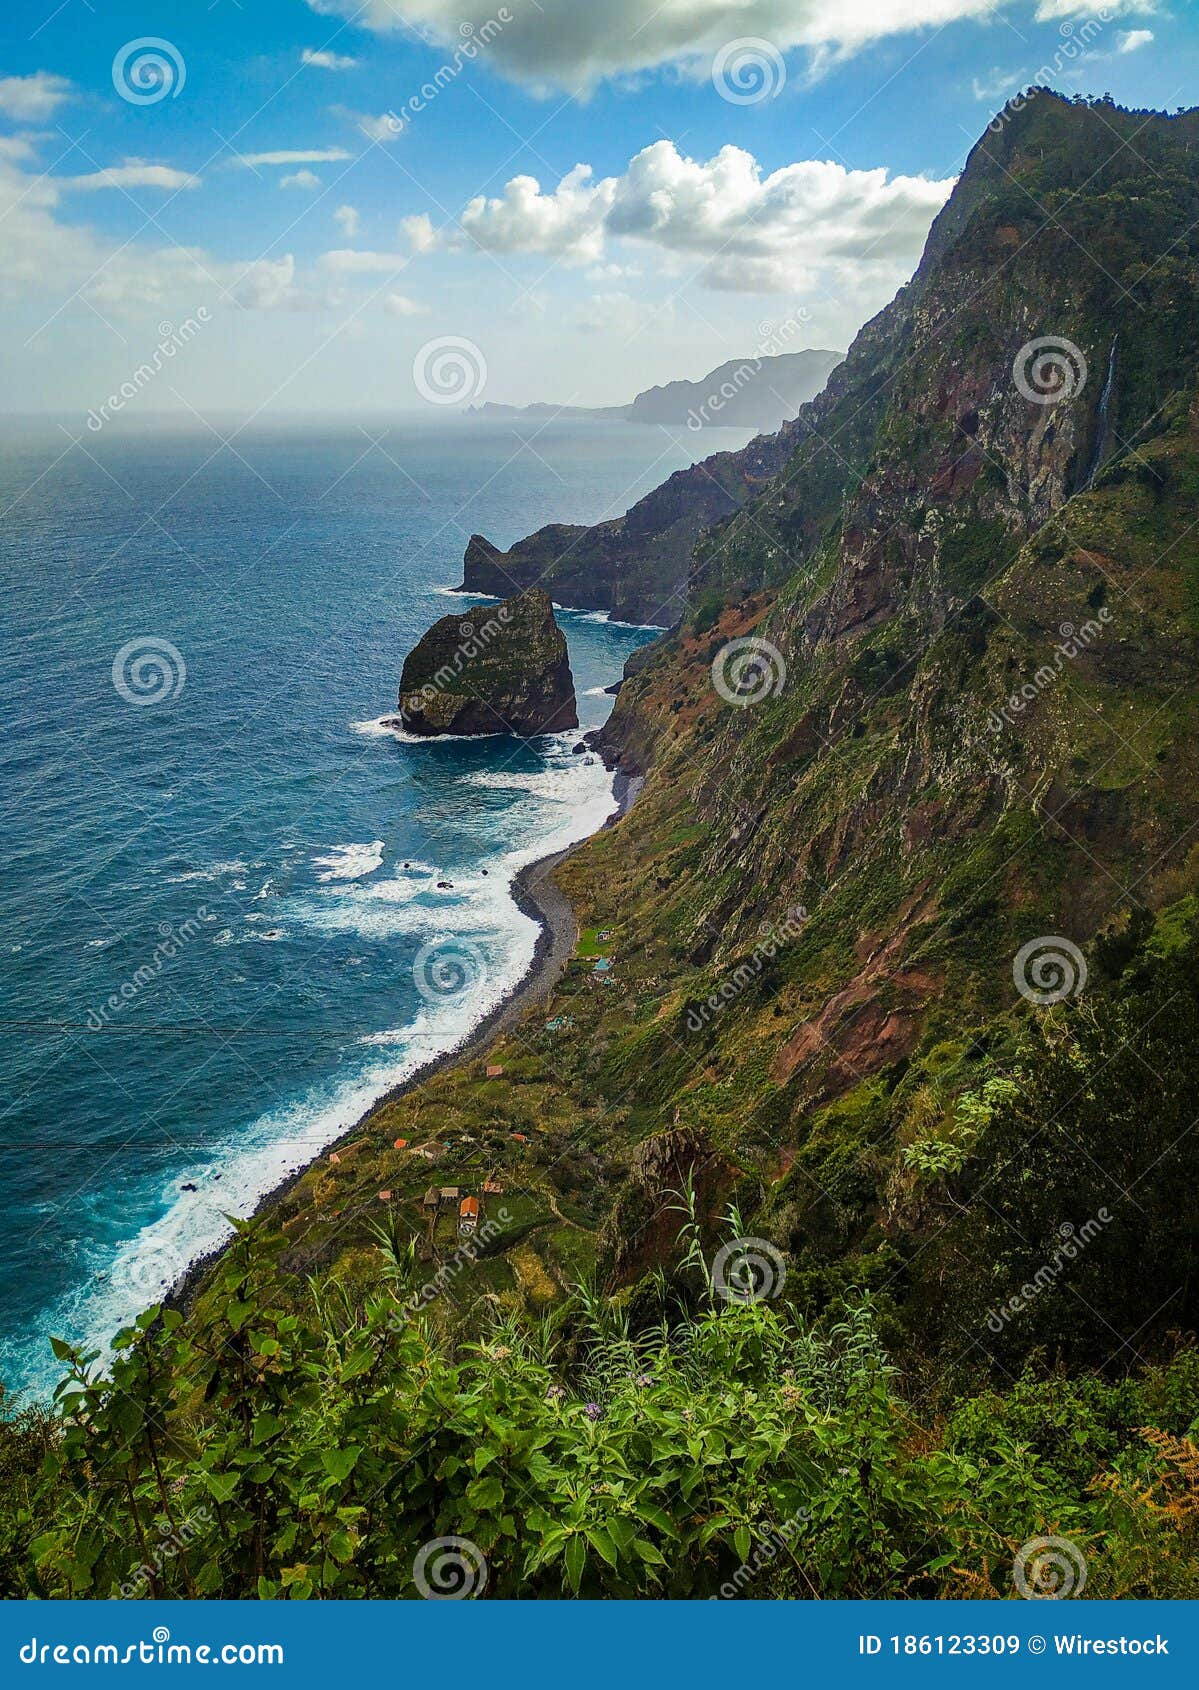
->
xmin=1 ymin=0 xmax=1195 ymax=416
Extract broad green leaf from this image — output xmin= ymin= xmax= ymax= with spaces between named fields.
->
xmin=564 ymin=1534 xmax=586 ymax=1594
xmin=321 ymin=1446 xmax=362 ymax=1483
xmin=467 ymin=1475 xmax=504 ymax=1512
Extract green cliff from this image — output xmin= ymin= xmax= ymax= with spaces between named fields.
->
xmin=8 ymin=92 xmax=1199 ymax=1602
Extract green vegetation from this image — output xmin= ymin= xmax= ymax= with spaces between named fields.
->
xmin=3 ymin=1236 xmax=1198 ymax=1599
xmin=3 ymin=907 xmax=1199 ymax=1599
xmin=7 ymin=92 xmax=1199 ymax=1599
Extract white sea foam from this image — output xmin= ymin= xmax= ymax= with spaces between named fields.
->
xmin=349 ymin=715 xmax=504 ymax=744
xmin=554 ymin=603 xmax=667 ymax=630
xmin=32 ymin=739 xmax=620 ymax=1396
xmin=433 ymin=585 xmax=498 ymax=601
xmin=349 ymin=716 xmax=402 ymax=739
xmin=464 ymin=765 xmax=593 ymax=798
xmin=312 ymin=840 xmax=386 ymax=882
xmin=165 ymin=858 xmax=252 ymax=885
xmin=435 ymin=584 xmax=662 ymax=629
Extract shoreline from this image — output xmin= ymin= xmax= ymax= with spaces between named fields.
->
xmin=167 ymin=762 xmax=641 ymax=1316
xmin=445 ymin=582 xmax=669 ymax=633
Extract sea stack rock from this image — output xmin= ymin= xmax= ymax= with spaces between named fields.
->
xmin=397 ymin=587 xmax=578 ymax=737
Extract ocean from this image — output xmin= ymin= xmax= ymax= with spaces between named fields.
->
xmin=0 ymin=413 xmax=753 ymax=1401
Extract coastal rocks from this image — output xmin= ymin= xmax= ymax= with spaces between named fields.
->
xmin=396 ymin=587 xmax=578 ymax=738
xmin=456 ymin=428 xmax=802 ymax=625
xmin=455 ymin=355 xmax=845 ymax=624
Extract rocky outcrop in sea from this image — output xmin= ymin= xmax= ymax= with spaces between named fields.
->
xmin=396 ymin=587 xmax=578 ymax=737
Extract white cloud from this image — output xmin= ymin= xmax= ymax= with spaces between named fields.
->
xmin=0 ymin=143 xmax=331 ymax=316
xmin=383 ymin=291 xmax=429 ymax=317
xmin=334 ymin=204 xmax=360 ymax=236
xmin=0 ymin=147 xmax=93 ymax=296
xmin=971 ymin=67 xmax=1019 ymax=100
xmin=236 ymin=148 xmax=350 ymax=168
xmin=0 ymin=71 xmax=72 ymax=121
xmin=61 ymin=163 xmax=200 ymax=193
xmin=1118 ymin=28 xmax=1154 ymax=52
xmin=0 ymin=135 xmax=40 ymax=164
xmin=304 ymin=0 xmax=1036 ymax=90
xmin=458 ymin=164 xmax=611 ymax=265
xmin=1034 ymin=0 xmax=1155 ymax=18
xmin=351 ymin=111 xmax=402 ymax=144
xmin=301 ymin=48 xmax=358 ymax=70
xmin=227 ymin=255 xmax=308 ymax=310
xmin=587 ymin=262 xmax=639 ymax=281
xmin=320 ymin=249 xmax=410 ymax=273
xmin=574 ymin=290 xmax=671 ymax=336
xmin=418 ymin=141 xmax=954 ymax=294
xmin=402 ymin=213 xmax=438 ymax=253
xmin=280 ymin=169 xmax=322 ymax=190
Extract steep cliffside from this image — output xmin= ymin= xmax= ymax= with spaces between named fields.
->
xmin=250 ymin=93 xmax=1199 ymax=1346
xmin=599 ymin=93 xmax=1199 ymax=1023
xmin=23 ymin=93 xmax=1199 ymax=1605
xmin=569 ymin=93 xmax=1199 ymax=1315
xmin=457 ymin=354 xmax=848 ymax=627
xmin=457 ymin=425 xmax=807 ymax=625
xmin=268 ymin=93 xmax=1199 ymax=1362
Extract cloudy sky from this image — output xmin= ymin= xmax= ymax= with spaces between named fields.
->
xmin=0 ymin=0 xmax=1192 ymax=417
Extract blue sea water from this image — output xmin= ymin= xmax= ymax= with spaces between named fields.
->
xmin=0 ymin=413 xmax=753 ymax=1400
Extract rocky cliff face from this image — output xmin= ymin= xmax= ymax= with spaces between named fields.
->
xmin=457 ymin=397 xmax=848 ymax=626
xmin=569 ymin=93 xmax=1199 ymax=1280
xmin=397 ymin=587 xmax=577 ymax=737
xmin=148 ymin=94 xmax=1199 ymax=1457
xmin=696 ymin=94 xmax=1199 ymax=628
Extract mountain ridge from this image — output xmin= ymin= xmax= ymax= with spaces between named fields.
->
xmin=468 ymin=347 xmax=843 ymax=432
xmin=12 ymin=91 xmax=1199 ymax=1602
xmin=457 ymin=353 xmax=846 ymax=623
